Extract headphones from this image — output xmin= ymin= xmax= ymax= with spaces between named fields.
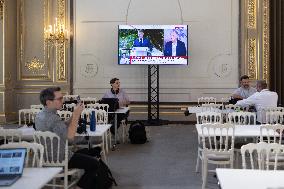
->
xmin=111 ymin=88 xmax=119 ymax=95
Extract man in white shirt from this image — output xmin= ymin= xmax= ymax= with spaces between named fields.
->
xmin=236 ymin=80 xmax=278 ymax=123
xmin=232 ymin=75 xmax=257 ymax=100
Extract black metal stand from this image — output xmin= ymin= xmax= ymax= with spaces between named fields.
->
xmin=146 ymin=65 xmax=163 ymax=125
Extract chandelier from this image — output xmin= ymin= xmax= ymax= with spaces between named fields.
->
xmin=44 ymin=17 xmax=68 ymax=45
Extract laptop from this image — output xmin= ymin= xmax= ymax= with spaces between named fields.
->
xmin=0 ymin=148 xmax=26 ymax=186
xmin=100 ymin=98 xmax=119 ymax=112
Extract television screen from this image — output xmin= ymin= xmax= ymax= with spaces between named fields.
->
xmin=118 ymin=25 xmax=188 ymax=65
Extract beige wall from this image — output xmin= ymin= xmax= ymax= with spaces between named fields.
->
xmin=74 ymin=0 xmax=239 ymax=102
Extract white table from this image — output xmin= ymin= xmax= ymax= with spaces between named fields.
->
xmin=76 ymin=124 xmax=112 ymax=153
xmin=216 ymin=168 xmax=284 ymax=189
xmin=18 ymin=124 xmax=112 ymax=152
xmin=195 ymin=124 xmax=277 ymax=138
xmin=109 ymin=107 xmax=130 ymax=145
xmin=2 ymin=167 xmax=62 ymax=189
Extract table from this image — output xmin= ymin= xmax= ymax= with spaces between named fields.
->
xmin=216 ymin=168 xmax=284 ymax=189
xmin=195 ymin=124 xmax=277 ymax=138
xmin=17 ymin=124 xmax=112 ymax=152
xmin=109 ymin=107 xmax=130 ymax=145
xmin=2 ymin=167 xmax=62 ymax=189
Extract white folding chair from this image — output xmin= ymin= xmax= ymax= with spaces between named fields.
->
xmin=0 ymin=129 xmax=22 ymax=144
xmin=195 ymin=112 xmax=222 ymax=173
xmin=241 ymin=142 xmax=268 ymax=170
xmin=81 ymin=97 xmax=97 ymax=106
xmin=0 ymin=141 xmax=44 ymax=167
xmin=266 ymin=111 xmax=284 ymax=124
xmin=80 ymin=109 xmax=109 ymax=158
xmin=33 ymin=131 xmax=80 ymax=189
xmin=241 ymin=142 xmax=284 ymax=170
xmin=57 ymin=110 xmax=73 ymax=121
xmin=228 ymin=112 xmax=256 ymax=125
xmin=198 ymin=97 xmax=217 ymax=105
xmin=63 ymin=95 xmax=79 ymax=102
xmin=63 ymin=103 xmax=76 ymax=112
xmin=200 ymin=123 xmax=235 ymax=189
xmin=30 ymin=104 xmax=44 ymax=110
xmin=260 ymin=124 xmax=284 ymax=144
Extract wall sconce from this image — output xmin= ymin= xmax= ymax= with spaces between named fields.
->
xmin=44 ymin=17 xmax=68 ymax=45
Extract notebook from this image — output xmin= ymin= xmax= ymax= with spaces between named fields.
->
xmin=100 ymin=98 xmax=119 ymax=112
xmin=0 ymin=148 xmax=26 ymax=186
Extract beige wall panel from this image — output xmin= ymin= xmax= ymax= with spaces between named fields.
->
xmin=75 ymin=0 xmax=129 ymax=21
xmin=16 ymin=92 xmax=41 ymax=109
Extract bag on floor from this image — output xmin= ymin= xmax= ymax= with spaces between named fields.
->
xmin=128 ymin=121 xmax=147 ymax=144
xmin=93 ymin=159 xmax=117 ymax=189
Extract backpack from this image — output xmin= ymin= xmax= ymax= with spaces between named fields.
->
xmin=93 ymin=159 xmax=117 ymax=189
xmin=128 ymin=121 xmax=147 ymax=144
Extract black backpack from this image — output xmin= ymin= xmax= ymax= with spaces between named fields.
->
xmin=93 ymin=159 xmax=117 ymax=189
xmin=128 ymin=121 xmax=147 ymax=144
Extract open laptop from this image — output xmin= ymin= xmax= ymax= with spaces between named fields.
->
xmin=100 ymin=98 xmax=119 ymax=112
xmin=0 ymin=148 xmax=26 ymax=186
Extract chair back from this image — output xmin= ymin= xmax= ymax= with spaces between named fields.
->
xmin=260 ymin=124 xmax=284 ymax=144
xmin=201 ymin=123 xmax=235 ymax=154
xmin=33 ymin=131 xmax=67 ymax=166
xmin=63 ymin=95 xmax=79 ymax=102
xmin=241 ymin=142 xmax=268 ymax=170
xmin=57 ymin=110 xmax=72 ymax=121
xmin=266 ymin=111 xmax=284 ymax=124
xmin=228 ymin=112 xmax=256 ymax=125
xmin=198 ymin=97 xmax=217 ymax=105
xmin=0 ymin=141 xmax=44 ymax=167
xmin=241 ymin=142 xmax=284 ymax=170
xmin=0 ymin=129 xmax=22 ymax=144
xmin=196 ymin=111 xmax=222 ymax=124
xmin=81 ymin=109 xmax=108 ymax=124
xmin=63 ymin=103 xmax=76 ymax=112
xmin=81 ymin=97 xmax=97 ymax=105
xmin=30 ymin=104 xmax=44 ymax=110
xmin=201 ymin=103 xmax=223 ymax=112
xmin=86 ymin=103 xmax=109 ymax=114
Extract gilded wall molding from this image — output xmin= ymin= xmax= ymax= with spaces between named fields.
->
xmin=248 ymin=38 xmax=257 ymax=79
xmin=55 ymin=0 xmax=67 ymax=82
xmin=247 ymin=0 xmax=257 ymax=29
xmin=18 ymin=0 xmax=51 ymax=80
xmin=0 ymin=0 xmax=4 ymax=21
xmin=241 ymin=0 xmax=270 ymax=82
xmin=262 ymin=0 xmax=269 ymax=81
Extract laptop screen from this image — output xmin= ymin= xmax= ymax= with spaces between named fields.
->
xmin=0 ymin=149 xmax=26 ymax=175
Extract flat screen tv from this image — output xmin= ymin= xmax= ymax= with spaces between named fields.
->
xmin=118 ymin=25 xmax=188 ymax=65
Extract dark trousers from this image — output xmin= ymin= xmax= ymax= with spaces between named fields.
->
xmin=109 ymin=110 xmax=129 ymax=135
xmin=68 ymin=148 xmax=100 ymax=189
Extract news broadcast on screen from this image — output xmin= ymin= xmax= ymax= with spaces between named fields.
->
xmin=118 ymin=25 xmax=188 ymax=65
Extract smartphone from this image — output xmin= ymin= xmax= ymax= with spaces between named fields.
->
xmin=77 ymin=95 xmax=81 ymax=104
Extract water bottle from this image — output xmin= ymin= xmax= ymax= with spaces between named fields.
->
xmin=90 ymin=111 xmax=96 ymax=132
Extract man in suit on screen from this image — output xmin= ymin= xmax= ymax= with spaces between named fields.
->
xmin=133 ymin=29 xmax=153 ymax=55
xmin=164 ymin=29 xmax=187 ymax=56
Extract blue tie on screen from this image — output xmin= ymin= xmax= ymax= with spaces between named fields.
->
xmin=140 ymin=39 xmax=142 ymax=46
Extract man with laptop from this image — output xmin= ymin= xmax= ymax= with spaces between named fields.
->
xmin=0 ymin=148 xmax=26 ymax=186
xmin=35 ymin=87 xmax=101 ymax=189
xmin=102 ymin=78 xmax=130 ymax=135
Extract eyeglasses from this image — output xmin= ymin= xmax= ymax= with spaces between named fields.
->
xmin=52 ymin=97 xmax=63 ymax=101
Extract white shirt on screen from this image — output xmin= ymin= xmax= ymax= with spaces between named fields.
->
xmin=236 ymin=89 xmax=278 ymax=123
xmin=172 ymin=42 xmax=177 ymax=56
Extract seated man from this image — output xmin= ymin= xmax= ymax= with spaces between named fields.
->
xmin=35 ymin=87 xmax=101 ymax=189
xmin=102 ymin=78 xmax=130 ymax=135
xmin=236 ymin=80 xmax=278 ymax=123
xmin=231 ymin=75 xmax=257 ymax=101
